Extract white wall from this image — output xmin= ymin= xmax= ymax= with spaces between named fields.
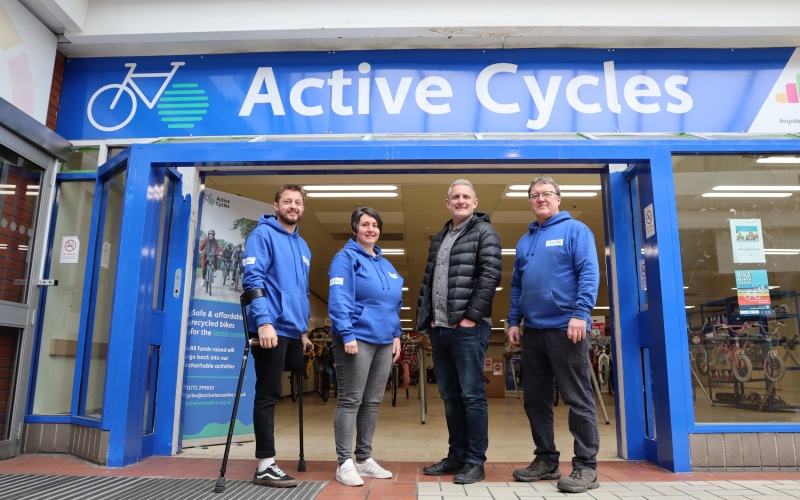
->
xmin=0 ymin=0 xmax=57 ymax=123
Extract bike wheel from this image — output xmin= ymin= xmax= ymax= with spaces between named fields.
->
xmin=206 ymin=266 xmax=213 ymax=296
xmin=403 ymin=363 xmax=410 ymax=398
xmin=694 ymin=349 xmax=709 ymax=376
xmin=222 ymin=265 xmax=227 ymax=285
xmin=732 ymin=352 xmax=753 ymax=382
xmin=390 ymin=364 xmax=398 ymax=407
xmin=597 ymin=353 xmax=610 ymax=386
xmin=87 ymin=84 xmax=137 ymax=132
xmin=320 ymin=370 xmax=330 ymax=402
xmin=233 ymin=270 xmax=240 ymax=291
xmin=290 ymin=372 xmax=299 ymax=403
xmin=764 ymin=350 xmax=786 ymax=382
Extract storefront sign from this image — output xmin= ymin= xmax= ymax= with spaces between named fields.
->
xmin=56 ymin=48 xmax=800 ymax=139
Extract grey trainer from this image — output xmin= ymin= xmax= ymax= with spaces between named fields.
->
xmin=512 ymin=457 xmax=561 ymax=482
xmin=556 ymin=468 xmax=599 ymax=493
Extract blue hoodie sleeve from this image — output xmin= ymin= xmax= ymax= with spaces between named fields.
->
xmin=328 ymin=250 xmax=358 ymax=344
xmin=570 ymin=225 xmax=600 ymax=322
xmin=242 ymin=227 xmax=274 ymax=328
xmin=507 ymin=238 xmax=525 ymax=328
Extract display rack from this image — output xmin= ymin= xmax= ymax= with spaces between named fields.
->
xmin=693 ymin=290 xmax=800 ymax=412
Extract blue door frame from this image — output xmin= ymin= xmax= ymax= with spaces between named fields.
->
xmin=44 ymin=137 xmax=799 ymax=470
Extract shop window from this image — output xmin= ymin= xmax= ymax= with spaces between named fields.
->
xmin=79 ymin=169 xmax=126 ymax=419
xmin=31 ymin=181 xmax=94 ymax=415
xmin=675 ymin=154 xmax=800 ymax=424
xmin=0 ymin=145 xmax=43 ymax=304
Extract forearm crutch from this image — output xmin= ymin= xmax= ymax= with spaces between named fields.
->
xmin=214 ymin=288 xmax=264 ymax=494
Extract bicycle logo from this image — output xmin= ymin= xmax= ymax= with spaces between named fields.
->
xmin=87 ymin=62 xmax=185 ymax=132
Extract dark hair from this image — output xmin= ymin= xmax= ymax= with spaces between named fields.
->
xmin=528 ymin=176 xmax=561 ymax=197
xmin=208 ymin=230 xmax=215 ymax=235
xmin=274 ymin=184 xmax=306 ymax=203
xmin=351 ymin=207 xmax=383 ymax=233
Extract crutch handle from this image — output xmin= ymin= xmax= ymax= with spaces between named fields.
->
xmin=240 ymin=288 xmax=265 ymax=307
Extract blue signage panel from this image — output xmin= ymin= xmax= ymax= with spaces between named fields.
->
xmin=56 ymin=48 xmax=800 ymax=139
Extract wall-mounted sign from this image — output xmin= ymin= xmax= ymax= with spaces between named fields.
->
xmin=60 ymin=236 xmax=79 ymax=264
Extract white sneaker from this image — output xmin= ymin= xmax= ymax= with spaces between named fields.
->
xmin=355 ymin=458 xmax=393 ymax=479
xmin=336 ymin=458 xmax=364 ymax=486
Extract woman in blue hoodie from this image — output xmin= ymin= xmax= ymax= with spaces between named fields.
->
xmin=328 ymin=207 xmax=402 ymax=487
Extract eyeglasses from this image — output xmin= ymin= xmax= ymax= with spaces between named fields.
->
xmin=528 ymin=191 xmax=559 ymax=200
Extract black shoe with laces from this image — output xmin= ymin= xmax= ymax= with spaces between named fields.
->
xmin=556 ymin=468 xmax=599 ymax=493
xmin=454 ymin=463 xmax=485 ymax=484
xmin=422 ymin=456 xmax=464 ymax=476
xmin=512 ymin=457 xmax=561 ymax=482
xmin=253 ymin=463 xmax=299 ymax=488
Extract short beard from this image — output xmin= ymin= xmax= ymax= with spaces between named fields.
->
xmin=277 ymin=210 xmax=302 ymax=227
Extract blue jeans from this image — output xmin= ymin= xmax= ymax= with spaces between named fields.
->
xmin=429 ymin=322 xmax=490 ymax=466
xmin=521 ymin=327 xmax=599 ymax=470
xmin=332 ymin=336 xmax=392 ymax=464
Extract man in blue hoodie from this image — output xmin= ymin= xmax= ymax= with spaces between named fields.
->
xmin=242 ymin=184 xmax=313 ymax=488
xmin=507 ymin=177 xmax=600 ymax=494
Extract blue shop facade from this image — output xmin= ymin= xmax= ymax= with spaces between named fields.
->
xmin=5 ymin=47 xmax=800 ymax=472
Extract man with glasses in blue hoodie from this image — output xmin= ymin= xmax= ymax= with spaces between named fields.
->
xmin=507 ymin=176 xmax=600 ymax=494
xmin=242 ymin=184 xmax=313 ymax=488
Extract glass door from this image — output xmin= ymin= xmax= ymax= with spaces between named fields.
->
xmin=0 ymin=143 xmax=48 ymax=458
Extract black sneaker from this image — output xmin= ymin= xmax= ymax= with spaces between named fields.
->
xmin=556 ymin=468 xmax=599 ymax=493
xmin=454 ymin=463 xmax=485 ymax=484
xmin=512 ymin=457 xmax=561 ymax=482
xmin=423 ymin=456 xmax=464 ymax=476
xmin=253 ymin=463 xmax=299 ymax=488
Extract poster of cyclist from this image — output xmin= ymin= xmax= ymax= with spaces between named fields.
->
xmin=182 ymin=189 xmax=271 ymax=447
xmin=730 ymin=218 xmax=766 ymax=264
xmin=735 ymin=269 xmax=773 ymax=316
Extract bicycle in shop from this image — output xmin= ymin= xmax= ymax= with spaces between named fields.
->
xmin=742 ymin=322 xmax=787 ymax=382
xmin=707 ymin=322 xmax=755 ymax=382
xmin=592 ymin=333 xmax=612 ymax=388
xmin=313 ymin=341 xmax=336 ymax=403
xmin=687 ymin=321 xmax=712 ymax=377
xmin=388 ymin=354 xmax=400 ymax=407
xmin=87 ymin=62 xmax=186 ymax=132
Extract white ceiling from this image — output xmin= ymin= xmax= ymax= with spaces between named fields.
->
xmin=18 ymin=0 xmax=800 ymax=57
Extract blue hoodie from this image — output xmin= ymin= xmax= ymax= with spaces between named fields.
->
xmin=242 ymin=214 xmax=311 ymax=338
xmin=508 ymin=211 xmax=599 ymax=330
xmin=328 ymin=239 xmax=403 ymax=345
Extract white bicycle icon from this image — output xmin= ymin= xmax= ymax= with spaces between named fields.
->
xmin=87 ymin=62 xmax=185 ymax=132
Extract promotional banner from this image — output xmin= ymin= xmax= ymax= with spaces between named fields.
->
xmin=56 ymin=48 xmax=800 ymax=139
xmin=735 ymin=269 xmax=772 ymax=316
xmin=182 ymin=189 xmax=272 ymax=446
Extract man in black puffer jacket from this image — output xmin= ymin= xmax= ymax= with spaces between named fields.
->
xmin=416 ymin=179 xmax=501 ymax=485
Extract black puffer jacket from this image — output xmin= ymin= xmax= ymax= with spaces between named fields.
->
xmin=416 ymin=212 xmax=502 ymax=329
